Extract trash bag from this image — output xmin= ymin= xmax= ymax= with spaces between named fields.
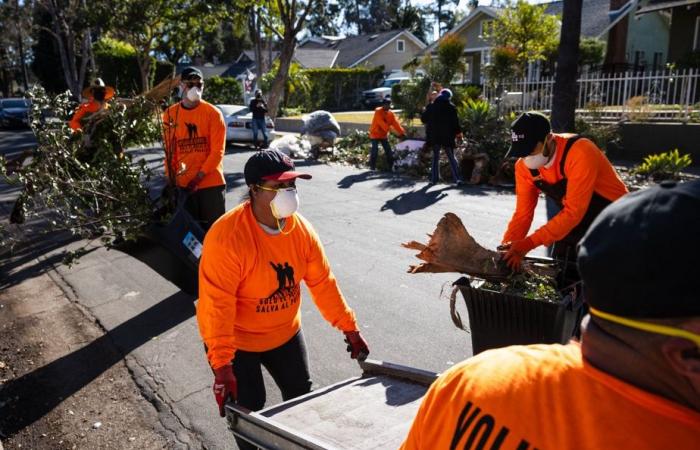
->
xmin=302 ymin=110 xmax=341 ymax=135
xmin=269 ymin=134 xmax=312 ymax=158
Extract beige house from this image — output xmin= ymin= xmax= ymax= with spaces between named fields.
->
xmin=297 ymin=29 xmax=426 ymax=73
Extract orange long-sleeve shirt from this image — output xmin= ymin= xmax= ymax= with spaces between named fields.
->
xmin=196 ymin=201 xmax=359 ymax=369
xmin=400 ymin=343 xmax=700 ymax=450
xmin=69 ymin=100 xmax=107 ymax=131
xmin=503 ymin=134 xmax=628 ymax=247
xmin=369 ymin=107 xmax=405 ymax=140
xmin=161 ymin=100 xmax=226 ymax=189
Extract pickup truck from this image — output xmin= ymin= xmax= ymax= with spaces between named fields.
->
xmin=362 ymin=77 xmax=409 ymax=109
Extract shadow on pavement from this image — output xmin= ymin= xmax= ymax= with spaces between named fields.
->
xmin=0 ymin=234 xmax=85 ymax=290
xmin=224 ymin=172 xmax=245 ymax=192
xmin=337 ymin=170 xmax=413 ymax=189
xmin=0 ymin=289 xmax=195 ymax=437
xmin=115 ymin=237 xmax=199 ymax=296
xmin=380 ymin=184 xmax=451 ymax=215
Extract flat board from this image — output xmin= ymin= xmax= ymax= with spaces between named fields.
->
xmin=255 ymin=375 xmax=427 ymax=449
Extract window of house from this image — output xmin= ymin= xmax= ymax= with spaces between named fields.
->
xmin=653 ymin=52 xmax=664 ymax=69
xmin=481 ymin=49 xmax=492 ymax=66
xmin=480 ymin=20 xmax=493 ymax=37
xmin=695 ymin=17 xmax=700 ymax=50
xmin=634 ymin=50 xmax=646 ymax=68
xmin=397 ymin=39 xmax=405 ymax=52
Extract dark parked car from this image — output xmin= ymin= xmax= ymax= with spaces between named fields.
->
xmin=0 ymin=98 xmax=31 ymax=129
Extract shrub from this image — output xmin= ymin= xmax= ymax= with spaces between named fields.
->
xmin=203 ymin=76 xmax=243 ymax=105
xmin=458 ymin=99 xmax=511 ymax=166
xmin=633 ymin=149 xmax=692 ymax=181
xmin=94 ymin=37 xmax=174 ymax=96
xmin=1 ymin=86 xmax=163 ymax=259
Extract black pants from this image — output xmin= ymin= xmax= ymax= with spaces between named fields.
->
xmin=232 ymin=330 xmax=312 ymax=450
xmin=183 ymin=185 xmax=226 ymax=231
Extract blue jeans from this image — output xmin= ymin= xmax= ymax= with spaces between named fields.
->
xmin=369 ymin=139 xmax=394 ymax=170
xmin=431 ymin=144 xmax=463 ymax=184
xmin=251 ymin=117 xmax=268 ymax=146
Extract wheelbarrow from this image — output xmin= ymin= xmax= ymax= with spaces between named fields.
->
xmin=225 ymin=359 xmax=437 ymax=449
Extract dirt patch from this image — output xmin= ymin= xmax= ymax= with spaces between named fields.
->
xmin=0 ymin=254 xmax=170 ymax=449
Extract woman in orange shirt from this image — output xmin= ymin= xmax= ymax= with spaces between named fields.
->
xmin=196 ymin=150 xmax=369 ymax=450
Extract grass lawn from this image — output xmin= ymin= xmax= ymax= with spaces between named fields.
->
xmin=285 ymin=111 xmax=422 ymax=127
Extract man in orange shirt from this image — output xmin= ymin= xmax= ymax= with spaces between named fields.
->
xmin=196 ymin=150 xmax=369 ymax=450
xmin=368 ymin=97 xmax=405 ymax=171
xmin=401 ymin=180 xmax=700 ymax=450
xmin=162 ymin=66 xmax=226 ymax=231
xmin=69 ymin=78 xmax=114 ymax=131
xmin=500 ymin=112 xmax=628 ymax=276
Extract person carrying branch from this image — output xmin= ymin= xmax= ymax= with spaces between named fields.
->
xmin=69 ymin=78 xmax=115 ymax=132
xmin=499 ymin=112 xmax=628 ymax=278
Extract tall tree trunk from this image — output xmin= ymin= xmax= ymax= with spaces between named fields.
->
xmin=551 ymin=0 xmax=582 ymax=133
xmin=266 ymin=32 xmax=295 ymax=119
xmin=14 ymin=0 xmax=29 ymax=91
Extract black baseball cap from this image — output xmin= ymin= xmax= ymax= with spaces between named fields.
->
xmin=382 ymin=97 xmax=392 ymax=104
xmin=507 ymin=112 xmax=551 ymax=158
xmin=181 ymin=66 xmax=203 ymax=81
xmin=577 ymin=180 xmax=700 ymax=318
xmin=244 ymin=150 xmax=312 ymax=186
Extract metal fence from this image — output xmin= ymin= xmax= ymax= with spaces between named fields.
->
xmin=483 ymin=69 xmax=700 ymax=121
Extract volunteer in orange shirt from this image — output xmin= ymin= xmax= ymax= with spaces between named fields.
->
xmin=500 ymin=112 xmax=628 ymax=275
xmin=162 ymin=66 xmax=226 ymax=231
xmin=69 ymin=78 xmax=114 ymax=131
xmin=368 ymin=97 xmax=405 ymax=171
xmin=401 ymin=180 xmax=700 ymax=450
xmin=196 ymin=150 xmax=369 ymax=450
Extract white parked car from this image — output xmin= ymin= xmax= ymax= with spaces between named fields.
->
xmin=362 ymin=77 xmax=409 ymax=109
xmin=215 ymin=104 xmax=275 ymax=144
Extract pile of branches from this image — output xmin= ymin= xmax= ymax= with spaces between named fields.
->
xmin=1 ymin=79 xmax=178 ymax=256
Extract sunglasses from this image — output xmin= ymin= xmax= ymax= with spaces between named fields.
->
xmin=256 ymin=182 xmax=296 ymax=192
xmin=185 ymin=81 xmax=203 ymax=89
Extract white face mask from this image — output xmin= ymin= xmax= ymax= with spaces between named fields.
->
xmin=523 ymin=152 xmax=550 ymax=170
xmin=186 ymin=86 xmax=203 ymax=102
xmin=270 ymin=188 xmax=299 ymax=219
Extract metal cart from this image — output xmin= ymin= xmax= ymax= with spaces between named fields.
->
xmin=225 ymin=359 xmax=438 ymax=450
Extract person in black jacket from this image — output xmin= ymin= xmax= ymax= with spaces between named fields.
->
xmin=249 ymin=89 xmax=269 ymax=149
xmin=421 ymin=88 xmax=464 ymax=186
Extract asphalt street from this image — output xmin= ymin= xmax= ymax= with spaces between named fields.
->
xmin=1 ymin=129 xmax=547 ymax=448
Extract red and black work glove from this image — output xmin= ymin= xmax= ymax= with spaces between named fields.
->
xmin=344 ymin=330 xmax=370 ymax=361
xmin=500 ymin=237 xmax=536 ymax=271
xmin=213 ymin=365 xmax=237 ymax=417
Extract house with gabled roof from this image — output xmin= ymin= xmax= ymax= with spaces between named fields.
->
xmin=296 ymin=29 xmax=427 ymax=73
xmin=635 ymin=0 xmax=700 ymax=66
xmin=426 ymin=1 xmax=673 ymax=85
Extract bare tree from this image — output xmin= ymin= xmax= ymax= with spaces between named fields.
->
xmin=35 ymin=0 xmax=95 ymax=98
xmin=551 ymin=0 xmax=582 ymax=132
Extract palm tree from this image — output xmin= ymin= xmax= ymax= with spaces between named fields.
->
xmin=551 ymin=0 xmax=582 ymax=132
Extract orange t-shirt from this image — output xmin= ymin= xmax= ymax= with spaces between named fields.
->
xmin=369 ymin=107 xmax=405 ymax=140
xmin=69 ymin=100 xmax=107 ymax=131
xmin=503 ymin=134 xmax=628 ymax=247
xmin=196 ymin=201 xmax=359 ymax=369
xmin=400 ymin=343 xmax=700 ymax=450
xmin=161 ymin=100 xmax=225 ymax=189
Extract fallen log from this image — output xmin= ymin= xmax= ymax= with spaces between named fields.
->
xmin=403 ymin=212 xmax=559 ymax=282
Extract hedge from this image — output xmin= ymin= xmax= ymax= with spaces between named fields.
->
xmin=203 ymin=76 xmax=243 ymax=105
xmin=295 ymin=67 xmax=385 ymax=112
xmin=94 ymin=38 xmax=174 ymax=96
